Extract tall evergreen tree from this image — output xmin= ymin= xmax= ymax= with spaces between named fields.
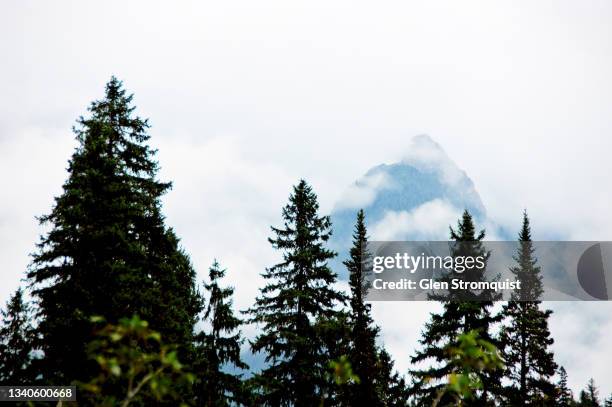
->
xmin=194 ymin=260 xmax=248 ymax=406
xmin=343 ymin=209 xmax=383 ymax=407
xmin=377 ymin=349 xmax=410 ymax=406
xmin=245 ymin=180 xmax=346 ymax=406
xmin=604 ymin=394 xmax=612 ymax=407
xmin=577 ymin=379 xmax=600 ymax=407
xmin=557 ymin=367 xmax=574 ymax=407
xmin=499 ymin=211 xmax=557 ymax=405
xmin=0 ymin=288 xmax=35 ymax=384
xmin=316 ymin=312 xmax=352 ymax=406
xmin=410 ymin=210 xmax=501 ymax=406
xmin=27 ymin=78 xmax=200 ymax=387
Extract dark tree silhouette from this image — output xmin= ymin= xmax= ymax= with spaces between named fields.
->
xmin=245 ymin=180 xmax=346 ymax=406
xmin=28 ymin=78 xmax=200 ymax=388
xmin=0 ymin=288 xmax=36 ymax=384
xmin=500 ymin=211 xmax=557 ymax=405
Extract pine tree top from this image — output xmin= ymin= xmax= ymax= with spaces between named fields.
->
xmin=450 ymin=209 xmax=485 ymax=242
xmin=0 ymin=288 xmax=35 ymax=384
xmin=519 ymin=210 xmax=532 ymax=242
xmin=510 ymin=210 xmax=543 ymax=300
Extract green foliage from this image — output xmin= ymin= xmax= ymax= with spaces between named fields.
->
xmin=193 ymin=260 xmax=248 ymax=406
xmin=339 ymin=210 xmax=410 ymax=406
xmin=577 ymin=378 xmax=601 ymax=407
xmin=433 ymin=330 xmax=504 ymax=407
xmin=0 ymin=289 xmax=36 ymax=384
xmin=499 ymin=211 xmax=557 ymax=405
xmin=557 ymin=367 xmax=574 ymax=407
xmin=343 ymin=210 xmax=383 ymax=406
xmin=245 ymin=180 xmax=346 ymax=406
xmin=411 ymin=210 xmax=502 ymax=406
xmin=316 ymin=312 xmax=353 ymax=406
xmin=82 ymin=315 xmax=194 ymax=407
xmin=329 ymin=355 xmax=361 ymax=386
xmin=27 ymin=77 xmax=200 ymax=386
xmin=376 ymin=349 xmax=411 ymax=407
xmin=319 ymin=356 xmax=360 ymax=407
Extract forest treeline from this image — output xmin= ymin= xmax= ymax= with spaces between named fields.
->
xmin=0 ymin=78 xmax=610 ymax=406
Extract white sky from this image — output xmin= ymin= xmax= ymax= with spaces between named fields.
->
xmin=1 ymin=0 xmax=611 ymax=397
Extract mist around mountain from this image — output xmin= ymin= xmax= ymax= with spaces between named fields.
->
xmin=330 ymin=135 xmax=508 ymax=278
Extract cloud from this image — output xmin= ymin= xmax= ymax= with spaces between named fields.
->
xmin=155 ymin=135 xmax=297 ymax=312
xmin=369 ymin=199 xmax=461 ymax=241
xmin=333 ymin=169 xmax=393 ymax=211
xmin=548 ymin=302 xmax=612 ymax=397
xmin=402 ymin=135 xmax=467 ymax=188
xmin=0 ymin=126 xmax=77 ymax=303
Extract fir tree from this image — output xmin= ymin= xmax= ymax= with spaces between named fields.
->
xmin=245 ymin=180 xmax=346 ymax=406
xmin=27 ymin=77 xmax=200 ymax=387
xmin=0 ymin=288 xmax=35 ymax=384
xmin=194 ymin=260 xmax=248 ymax=406
xmin=317 ymin=312 xmax=352 ymax=406
xmin=343 ymin=209 xmax=383 ymax=407
xmin=499 ymin=211 xmax=557 ymax=405
xmin=577 ymin=379 xmax=600 ymax=407
xmin=604 ymin=394 xmax=612 ymax=407
xmin=377 ymin=349 xmax=410 ymax=406
xmin=557 ymin=367 xmax=574 ymax=407
xmin=410 ymin=210 xmax=501 ymax=406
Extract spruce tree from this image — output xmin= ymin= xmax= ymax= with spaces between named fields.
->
xmin=194 ymin=260 xmax=248 ymax=406
xmin=0 ymin=288 xmax=35 ymax=384
xmin=557 ymin=367 xmax=574 ymax=407
xmin=604 ymin=394 xmax=612 ymax=407
xmin=577 ymin=379 xmax=600 ymax=407
xmin=410 ymin=210 xmax=501 ymax=406
xmin=343 ymin=209 xmax=383 ymax=407
xmin=343 ymin=210 xmax=410 ymax=406
xmin=377 ymin=349 xmax=410 ymax=406
xmin=499 ymin=211 xmax=557 ymax=405
xmin=317 ymin=312 xmax=352 ymax=406
xmin=245 ymin=179 xmax=346 ymax=406
xmin=27 ymin=77 xmax=200 ymax=387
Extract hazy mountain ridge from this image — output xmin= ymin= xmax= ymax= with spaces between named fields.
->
xmin=330 ymin=135 xmax=507 ymax=278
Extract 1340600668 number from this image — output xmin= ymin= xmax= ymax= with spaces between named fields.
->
xmin=0 ymin=386 xmax=76 ymax=402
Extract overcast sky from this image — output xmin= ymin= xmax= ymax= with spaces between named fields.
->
xmin=2 ymin=0 xmax=611 ymax=397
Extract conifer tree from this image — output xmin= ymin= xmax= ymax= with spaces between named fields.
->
xmin=194 ymin=260 xmax=248 ymax=406
xmin=557 ymin=367 xmax=574 ymax=407
xmin=499 ymin=211 xmax=557 ymax=405
xmin=0 ymin=288 xmax=35 ymax=384
xmin=317 ymin=312 xmax=352 ymax=405
xmin=604 ymin=394 xmax=612 ymax=407
xmin=577 ymin=379 xmax=600 ymax=407
xmin=27 ymin=77 xmax=200 ymax=386
xmin=410 ymin=210 xmax=501 ymax=406
xmin=377 ymin=349 xmax=410 ymax=406
xmin=343 ymin=209 xmax=383 ymax=406
xmin=245 ymin=180 xmax=346 ymax=406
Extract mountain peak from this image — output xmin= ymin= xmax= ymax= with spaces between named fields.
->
xmin=401 ymin=135 xmax=466 ymax=188
xmin=329 ymin=136 xmax=490 ymax=277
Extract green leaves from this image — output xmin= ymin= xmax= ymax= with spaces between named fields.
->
xmin=433 ymin=330 xmax=504 ymax=406
xmin=328 ymin=355 xmax=360 ymax=386
xmin=82 ymin=315 xmax=194 ymax=406
xmin=411 ymin=211 xmax=502 ymax=405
